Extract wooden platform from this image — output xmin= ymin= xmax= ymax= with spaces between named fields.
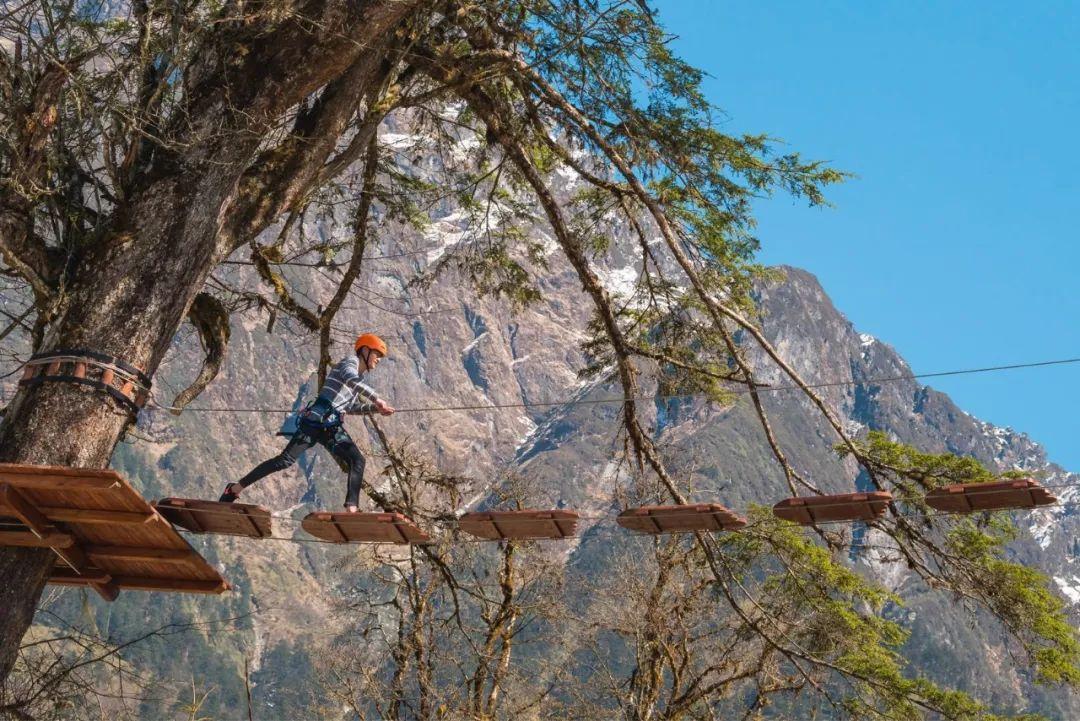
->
xmin=301 ymin=511 xmax=430 ymax=544
xmin=458 ymin=510 xmax=579 ymax=540
xmin=0 ymin=464 xmax=228 ymax=601
xmin=925 ymin=479 xmax=1057 ymax=513
xmin=773 ymin=491 xmax=893 ymax=525
xmin=617 ymin=504 xmax=746 ymax=535
xmin=155 ymin=498 xmax=272 ymax=539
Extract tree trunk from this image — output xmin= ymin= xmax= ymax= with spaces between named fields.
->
xmin=0 ymin=0 xmax=422 ymax=684
xmin=0 ymin=167 xmax=246 ymax=683
xmin=0 ymin=547 xmax=53 ymax=677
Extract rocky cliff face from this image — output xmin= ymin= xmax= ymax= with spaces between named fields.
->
xmin=496 ymin=263 xmax=1080 ymax=717
xmin=673 ymin=268 xmax=1079 ymax=716
xmin=11 ymin=153 xmax=1077 ymax=717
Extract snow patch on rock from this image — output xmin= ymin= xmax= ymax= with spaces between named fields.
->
xmin=845 ymin=419 xmax=867 ymax=438
xmin=1054 ymin=576 xmax=1080 ymax=605
xmin=423 ymin=210 xmax=473 ymax=264
xmin=596 ymin=264 xmax=639 ymax=298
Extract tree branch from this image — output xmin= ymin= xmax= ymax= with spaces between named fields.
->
xmin=169 ymin=292 xmax=231 ymax=414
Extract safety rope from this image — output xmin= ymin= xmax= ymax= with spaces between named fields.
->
xmin=4 ymin=480 xmax=1069 ymax=547
xmin=166 ymin=478 xmax=1080 ymax=525
xmin=4 ymin=492 xmax=1070 ymax=547
xmin=133 ymin=355 xmax=1080 ymax=415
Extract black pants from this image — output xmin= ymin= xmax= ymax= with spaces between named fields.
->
xmin=234 ymin=423 xmax=367 ymax=507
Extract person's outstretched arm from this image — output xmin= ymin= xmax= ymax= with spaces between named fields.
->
xmin=342 ymin=357 xmax=394 ymax=415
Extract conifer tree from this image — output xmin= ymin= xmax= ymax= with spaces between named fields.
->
xmin=1 ymin=1 xmax=1076 ymax=715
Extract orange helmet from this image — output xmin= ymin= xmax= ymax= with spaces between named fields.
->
xmin=354 ymin=333 xmax=388 ymax=357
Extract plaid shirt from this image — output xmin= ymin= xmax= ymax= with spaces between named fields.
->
xmin=316 ymin=355 xmax=380 ymax=415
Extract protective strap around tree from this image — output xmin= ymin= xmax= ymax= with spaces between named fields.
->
xmin=18 ymin=349 xmax=152 ymax=415
xmin=27 ymin=347 xmax=152 ymax=386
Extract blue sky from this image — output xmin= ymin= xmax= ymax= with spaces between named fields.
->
xmin=655 ymin=1 xmax=1080 ymax=469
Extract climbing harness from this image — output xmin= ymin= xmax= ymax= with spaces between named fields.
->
xmin=297 ymin=396 xmax=343 ymax=432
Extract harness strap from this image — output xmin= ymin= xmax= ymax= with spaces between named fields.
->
xmin=299 ymin=396 xmax=341 ymax=430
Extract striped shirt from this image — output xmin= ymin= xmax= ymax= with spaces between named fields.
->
xmin=316 ymin=355 xmax=381 ymax=415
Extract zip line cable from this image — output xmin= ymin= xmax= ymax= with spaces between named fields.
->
xmin=1 ymin=356 xmax=1076 ymax=541
xmin=138 ymin=355 xmax=1080 ymax=415
xmin=3 ymin=355 xmax=1077 ymax=410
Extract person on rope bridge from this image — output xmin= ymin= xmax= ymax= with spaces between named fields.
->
xmin=219 ymin=334 xmax=395 ymax=512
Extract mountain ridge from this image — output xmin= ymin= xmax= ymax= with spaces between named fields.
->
xmin=15 ymin=251 xmax=1076 ymax=716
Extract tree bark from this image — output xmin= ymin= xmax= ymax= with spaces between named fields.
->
xmin=0 ymin=0 xmax=423 ymax=685
xmin=0 ymin=547 xmax=53 ymax=680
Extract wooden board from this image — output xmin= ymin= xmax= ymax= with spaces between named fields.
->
xmin=0 ymin=464 xmax=228 ymax=601
xmin=773 ymin=491 xmax=893 ymax=525
xmin=302 ymin=511 xmax=430 ymax=544
xmin=458 ymin=510 xmax=579 ymax=540
xmin=617 ymin=504 xmax=746 ymax=535
xmin=155 ymin=498 xmax=272 ymax=539
xmin=925 ymin=479 xmax=1057 ymax=513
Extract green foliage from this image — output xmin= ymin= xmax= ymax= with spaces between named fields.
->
xmin=841 ymin=430 xmax=998 ymax=496
xmin=719 ymin=510 xmax=1052 ymax=719
xmin=947 ymin=523 xmax=1080 ymax=686
xmin=832 ymin=432 xmax=1080 ymax=689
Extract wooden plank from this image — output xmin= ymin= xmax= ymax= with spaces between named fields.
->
xmin=328 ymin=520 xmax=349 ymax=543
xmin=151 ymin=499 xmax=205 ymax=533
xmin=241 ymin=509 xmax=263 ymax=538
xmin=302 ymin=512 xmax=430 ymax=544
xmin=617 ymin=504 xmax=747 ymax=535
xmin=0 ymin=463 xmax=228 ymax=599
xmin=0 ymin=531 xmax=73 ymax=548
xmin=48 ymin=578 xmax=122 ymax=602
xmin=773 ymin=492 xmax=893 ymax=525
xmin=0 ymin=483 xmax=52 ymax=537
xmin=458 ymin=510 xmax=580 ymax=541
xmin=108 ymin=576 xmax=228 ymax=594
xmin=925 ymin=479 xmax=1057 ymax=513
xmin=52 ymin=543 xmax=91 ymax=574
xmin=48 ymin=568 xmax=123 ymax=602
xmin=154 ymin=498 xmax=271 ymax=539
xmin=85 ymin=545 xmax=196 ymax=563
xmin=61 ymin=520 xmax=190 ymax=550
xmin=0 ymin=473 xmax=121 ymax=491
xmin=0 ymin=463 xmax=116 ymax=479
xmin=50 ymin=566 xmax=113 ymax=584
xmin=93 ymin=583 xmax=121 ymax=602
xmin=389 ymin=518 xmax=410 ymax=544
xmin=33 ymin=508 xmax=155 ymax=525
xmin=0 ymin=464 xmax=120 ymax=492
